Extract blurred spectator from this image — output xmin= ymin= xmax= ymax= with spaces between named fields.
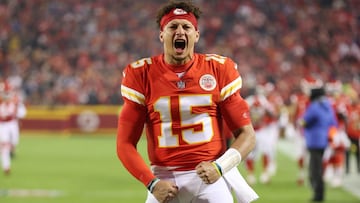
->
xmin=0 ymin=80 xmax=27 ymax=175
xmin=0 ymin=0 xmax=358 ymax=105
xmin=300 ymin=87 xmax=338 ymax=202
xmin=345 ymin=98 xmax=360 ymax=175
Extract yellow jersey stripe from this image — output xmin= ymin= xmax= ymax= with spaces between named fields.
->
xmin=220 ymin=76 xmax=242 ymax=101
xmin=121 ymin=85 xmax=145 ymax=105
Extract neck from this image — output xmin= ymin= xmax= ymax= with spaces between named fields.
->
xmin=162 ymin=54 xmax=196 ymax=73
xmin=164 ymin=53 xmax=194 ymax=66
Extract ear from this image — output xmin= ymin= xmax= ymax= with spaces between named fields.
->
xmin=194 ymin=30 xmax=200 ymax=43
xmin=159 ymin=31 xmax=164 ymax=42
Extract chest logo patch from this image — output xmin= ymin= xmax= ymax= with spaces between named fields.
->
xmin=199 ymin=74 xmax=216 ymax=91
xmin=176 ymin=80 xmax=186 ymax=89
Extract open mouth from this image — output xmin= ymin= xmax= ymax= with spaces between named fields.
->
xmin=174 ymin=39 xmax=186 ymax=52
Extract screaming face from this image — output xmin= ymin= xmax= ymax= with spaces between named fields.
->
xmin=160 ymin=19 xmax=200 ymax=65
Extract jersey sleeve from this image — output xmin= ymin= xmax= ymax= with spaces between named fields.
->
xmin=214 ymin=56 xmax=251 ymax=130
xmin=120 ymin=58 xmax=151 ymax=106
xmin=117 ymin=58 xmax=156 ymax=187
xmin=216 ymin=57 xmax=243 ymax=102
xmin=116 ymin=101 xmax=156 ymax=187
xmin=220 ymin=93 xmax=252 ymax=131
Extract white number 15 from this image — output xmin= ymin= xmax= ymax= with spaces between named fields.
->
xmin=154 ymin=95 xmax=214 ymax=148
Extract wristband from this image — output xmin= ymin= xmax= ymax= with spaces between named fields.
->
xmin=212 ymin=161 xmax=223 ymax=176
xmin=215 ymin=148 xmax=242 ymax=174
xmin=147 ymin=178 xmax=160 ymax=193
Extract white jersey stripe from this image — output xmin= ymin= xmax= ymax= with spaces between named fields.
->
xmin=121 ymin=85 xmax=145 ymax=105
xmin=220 ymin=76 xmax=242 ymax=101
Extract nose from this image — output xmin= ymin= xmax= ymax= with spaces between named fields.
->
xmin=175 ymin=25 xmax=185 ymax=36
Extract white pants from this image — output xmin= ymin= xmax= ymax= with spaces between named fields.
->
xmin=0 ymin=120 xmax=20 ymax=145
xmin=0 ymin=121 xmax=18 ymax=171
xmin=145 ymin=168 xmax=233 ymax=203
xmin=248 ymin=122 xmax=279 ymax=161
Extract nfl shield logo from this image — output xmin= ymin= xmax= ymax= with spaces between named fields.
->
xmin=177 ymin=80 xmax=186 ymax=89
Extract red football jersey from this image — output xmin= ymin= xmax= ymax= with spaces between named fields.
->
xmin=120 ymin=53 xmax=251 ymax=170
xmin=347 ymin=102 xmax=360 ymax=139
xmin=246 ymin=94 xmax=276 ymax=130
xmin=331 ymin=94 xmax=351 ymax=128
xmin=0 ymin=94 xmax=19 ymax=122
xmin=290 ymin=93 xmax=309 ymax=125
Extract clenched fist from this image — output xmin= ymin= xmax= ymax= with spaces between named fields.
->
xmin=195 ymin=161 xmax=221 ymax=184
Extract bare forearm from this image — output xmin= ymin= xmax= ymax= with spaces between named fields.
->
xmin=230 ymin=124 xmax=256 ymax=159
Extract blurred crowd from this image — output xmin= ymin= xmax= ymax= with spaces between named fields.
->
xmin=0 ymin=0 xmax=359 ymax=105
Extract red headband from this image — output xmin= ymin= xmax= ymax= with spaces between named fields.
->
xmin=160 ymin=8 xmax=198 ymax=31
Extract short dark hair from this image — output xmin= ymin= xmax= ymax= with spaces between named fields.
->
xmin=156 ymin=0 xmax=202 ymax=29
xmin=310 ymin=87 xmax=325 ymax=101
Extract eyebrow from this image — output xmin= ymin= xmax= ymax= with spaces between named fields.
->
xmin=168 ymin=21 xmax=194 ymax=27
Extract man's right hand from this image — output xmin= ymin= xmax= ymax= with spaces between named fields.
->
xmin=152 ymin=180 xmax=178 ymax=203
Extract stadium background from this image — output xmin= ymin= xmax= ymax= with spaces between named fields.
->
xmin=0 ymin=0 xmax=360 ymax=202
xmin=1 ymin=0 xmax=359 ymax=108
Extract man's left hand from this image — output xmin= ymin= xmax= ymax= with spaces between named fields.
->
xmin=195 ymin=161 xmax=221 ymax=184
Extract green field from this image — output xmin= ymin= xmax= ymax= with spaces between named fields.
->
xmin=0 ymin=134 xmax=359 ymax=203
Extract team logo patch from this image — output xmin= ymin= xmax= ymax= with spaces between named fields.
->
xmin=173 ymin=8 xmax=187 ymax=15
xmin=199 ymin=74 xmax=216 ymax=91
